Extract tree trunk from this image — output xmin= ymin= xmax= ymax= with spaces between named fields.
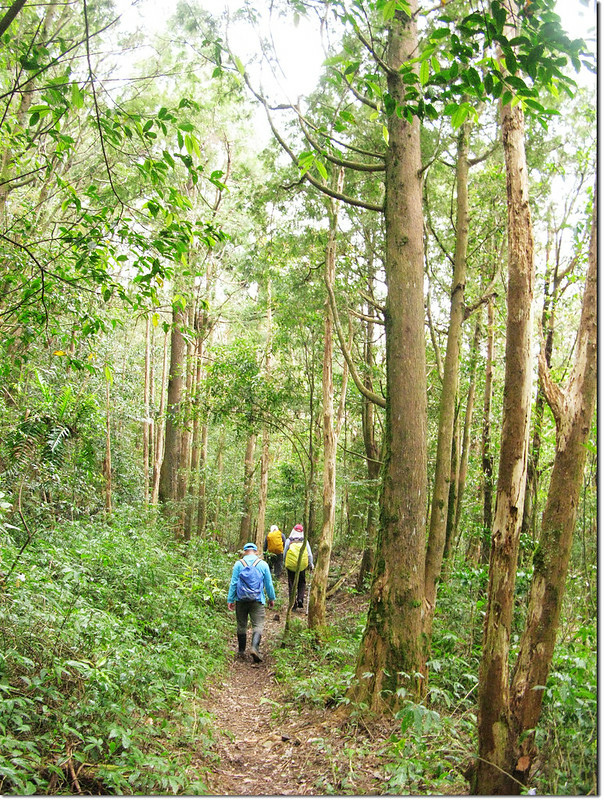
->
xmin=505 ymin=181 xmax=597 ymax=790
xmin=256 ymin=280 xmax=273 ymax=550
xmin=143 ymin=313 xmax=151 ymax=504
xmin=256 ymin=425 xmax=270 ymax=550
xmin=442 ymin=403 xmax=460 ymax=565
xmin=103 ymin=375 xmax=112 ymax=515
xmin=453 ymin=315 xmax=481 ymax=560
xmin=350 ymin=2 xmax=427 ymax=708
xmin=159 ymin=306 xmax=187 ymax=505
xmin=480 ymin=295 xmax=495 ymax=564
xmin=309 ymin=176 xmax=348 ymax=630
xmin=238 ymin=432 xmax=257 ymax=547
xmin=179 ymin=326 xmax=195 ymax=538
xmin=211 ymin=425 xmax=226 ymax=533
xmin=356 ymin=254 xmax=382 ymax=591
xmin=474 ymin=75 xmax=535 ymax=795
xmin=151 ymin=327 xmax=169 ymax=505
xmin=196 ymin=422 xmax=209 ymax=536
xmin=185 ymin=321 xmax=204 ymax=539
xmin=424 ymin=120 xmax=471 ymax=642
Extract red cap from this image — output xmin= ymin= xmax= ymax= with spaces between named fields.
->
xmin=294 ymin=524 xmax=303 ymax=531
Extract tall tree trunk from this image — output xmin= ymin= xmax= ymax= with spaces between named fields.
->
xmin=211 ymin=425 xmax=226 ymax=533
xmin=424 ymin=121 xmax=470 ymax=642
xmin=356 ymin=246 xmax=382 ymax=591
xmin=474 ymin=63 xmax=535 ymax=795
xmin=502 ymin=181 xmax=597 ymax=792
xmin=453 ymin=315 xmax=481 ymax=561
xmin=256 ymin=280 xmax=273 ymax=550
xmin=521 ymin=230 xmax=557 ymax=547
xmin=151 ymin=328 xmax=169 ymax=505
xmin=103 ymin=375 xmax=112 ymax=515
xmin=178 ymin=324 xmax=195 ymax=538
xmin=480 ymin=295 xmax=495 ymax=564
xmin=238 ymin=432 xmax=257 ymax=547
xmin=143 ymin=313 xmax=151 ymax=505
xmin=196 ymin=422 xmax=209 ymax=536
xmin=185 ymin=320 xmax=204 ymax=539
xmin=442 ymin=402 xmax=461 ymax=565
xmin=256 ymin=425 xmax=270 ymax=550
xmin=350 ymin=2 xmax=427 ymax=708
xmin=159 ymin=306 xmax=187 ymax=505
xmin=309 ymin=177 xmax=349 ymax=630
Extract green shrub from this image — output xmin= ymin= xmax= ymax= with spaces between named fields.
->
xmin=0 ymin=506 xmax=232 ymax=794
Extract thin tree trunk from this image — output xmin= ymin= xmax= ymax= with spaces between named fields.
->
xmin=179 ymin=326 xmax=195 ymax=538
xmin=480 ymin=295 xmax=495 ymax=564
xmin=211 ymin=425 xmax=226 ymax=533
xmin=309 ymin=175 xmax=349 ymax=630
xmin=442 ymin=403 xmax=461 ymax=565
xmin=159 ymin=306 xmax=187 ymax=505
xmin=474 ymin=57 xmax=535 ymax=795
xmin=424 ymin=120 xmax=471 ymax=642
xmin=103 ymin=376 xmax=112 ymax=515
xmin=196 ymin=422 xmax=209 ymax=536
xmin=350 ymin=1 xmax=427 ymax=708
xmin=505 ymin=180 xmax=597 ymax=791
xmin=356 ymin=252 xmax=382 ymax=591
xmin=453 ymin=315 xmax=481 ymax=559
xmin=185 ymin=323 xmax=204 ymax=539
xmin=151 ymin=328 xmax=169 ymax=505
xmin=256 ymin=425 xmax=270 ymax=549
xmin=256 ymin=280 xmax=273 ymax=550
xmin=143 ymin=313 xmax=151 ymax=504
xmin=238 ymin=433 xmax=257 ymax=547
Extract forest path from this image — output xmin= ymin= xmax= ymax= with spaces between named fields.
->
xmin=193 ymin=579 xmax=388 ymax=796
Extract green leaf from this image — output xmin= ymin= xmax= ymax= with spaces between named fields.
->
xmin=234 ymin=56 xmax=245 ymax=76
xmin=381 ymin=0 xmax=396 ymax=21
xmin=419 ymin=59 xmax=429 ymax=86
xmin=71 ymin=83 xmax=84 ymax=109
xmin=315 ymin=159 xmax=328 ymax=181
xmin=451 ymin=103 xmax=470 ymax=128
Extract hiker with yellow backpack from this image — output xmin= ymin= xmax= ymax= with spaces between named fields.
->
xmin=263 ymin=524 xmax=286 ymax=579
xmin=283 ymin=524 xmax=314 ymax=612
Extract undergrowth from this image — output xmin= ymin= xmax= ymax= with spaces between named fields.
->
xmin=272 ymin=567 xmax=597 ymax=796
xmin=0 ymin=506 xmax=233 ymax=794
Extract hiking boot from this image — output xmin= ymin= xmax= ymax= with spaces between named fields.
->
xmin=237 ymin=633 xmax=246 ymax=660
xmin=250 ymin=632 xmax=263 ymax=663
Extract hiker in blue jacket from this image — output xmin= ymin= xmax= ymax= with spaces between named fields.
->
xmin=227 ymin=542 xmax=275 ymax=662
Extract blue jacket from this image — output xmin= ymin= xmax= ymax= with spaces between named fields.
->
xmin=228 ymin=553 xmax=276 ymax=604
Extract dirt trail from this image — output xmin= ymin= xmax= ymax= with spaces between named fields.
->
xmin=194 ymin=586 xmax=389 ymax=796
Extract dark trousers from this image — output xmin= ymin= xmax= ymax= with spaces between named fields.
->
xmin=287 ymin=568 xmax=306 ymax=608
xmin=235 ymin=599 xmax=265 ymax=635
xmin=267 ymin=551 xmax=284 ymax=579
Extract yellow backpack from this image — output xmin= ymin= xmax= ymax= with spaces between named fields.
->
xmin=267 ymin=528 xmax=284 ymax=554
xmin=285 ymin=541 xmax=308 ymax=571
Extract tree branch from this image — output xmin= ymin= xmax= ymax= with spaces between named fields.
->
xmin=325 ymin=276 xmax=386 ymax=408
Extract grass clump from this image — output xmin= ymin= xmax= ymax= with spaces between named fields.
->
xmin=0 ymin=506 xmax=232 ymax=794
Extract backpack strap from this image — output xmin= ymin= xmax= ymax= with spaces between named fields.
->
xmin=240 ymin=558 xmax=247 ymax=567
xmin=252 ymin=557 xmax=262 ymax=568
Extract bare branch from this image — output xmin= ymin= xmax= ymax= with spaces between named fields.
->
xmin=326 ymin=276 xmax=386 ymax=408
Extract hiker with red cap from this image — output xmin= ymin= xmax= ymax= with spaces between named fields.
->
xmin=283 ymin=524 xmax=314 ymax=611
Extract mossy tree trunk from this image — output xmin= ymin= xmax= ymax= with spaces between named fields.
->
xmin=349 ymin=1 xmax=427 ymax=709
xmin=474 ymin=72 xmax=535 ymax=796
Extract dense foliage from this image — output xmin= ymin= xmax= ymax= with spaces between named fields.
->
xmin=0 ymin=0 xmax=596 ymax=794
